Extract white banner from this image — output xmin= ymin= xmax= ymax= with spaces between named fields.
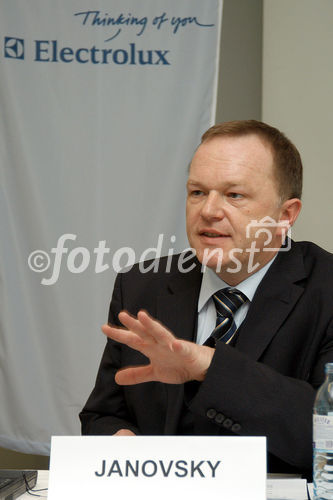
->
xmin=0 ymin=1 xmax=222 ymax=454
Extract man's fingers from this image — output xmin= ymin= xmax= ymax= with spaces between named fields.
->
xmin=101 ymin=324 xmax=143 ymax=349
xmin=137 ymin=310 xmax=175 ymax=346
xmin=117 ymin=310 xmax=175 ymax=347
xmin=115 ymin=365 xmax=153 ymax=385
xmin=118 ymin=311 xmax=155 ymax=343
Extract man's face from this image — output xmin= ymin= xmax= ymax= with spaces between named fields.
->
xmin=186 ymin=133 xmax=289 ymax=284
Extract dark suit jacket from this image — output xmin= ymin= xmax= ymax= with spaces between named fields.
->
xmin=80 ymin=240 xmax=333 ymax=478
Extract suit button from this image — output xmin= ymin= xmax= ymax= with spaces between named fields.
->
xmin=222 ymin=418 xmax=233 ymax=429
xmin=215 ymin=413 xmax=225 ymax=424
xmin=231 ymin=423 xmax=241 ymax=433
xmin=206 ymin=408 xmax=217 ymax=419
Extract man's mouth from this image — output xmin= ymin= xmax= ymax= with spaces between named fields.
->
xmin=199 ymin=230 xmax=230 ymax=238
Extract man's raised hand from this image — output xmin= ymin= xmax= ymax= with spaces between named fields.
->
xmin=101 ymin=310 xmax=214 ymax=385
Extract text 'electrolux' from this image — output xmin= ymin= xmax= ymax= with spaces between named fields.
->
xmin=34 ymin=41 xmax=170 ymax=65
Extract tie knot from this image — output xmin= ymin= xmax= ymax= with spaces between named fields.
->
xmin=213 ymin=287 xmax=247 ymax=317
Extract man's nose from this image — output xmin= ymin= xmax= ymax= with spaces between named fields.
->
xmin=200 ymin=191 xmax=225 ymax=220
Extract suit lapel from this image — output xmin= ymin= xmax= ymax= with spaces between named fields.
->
xmin=153 ymin=242 xmax=307 ymax=432
xmin=155 ymin=259 xmax=202 ymax=434
xmin=156 ymin=279 xmax=201 ymax=342
xmin=236 ymin=242 xmax=307 ymax=360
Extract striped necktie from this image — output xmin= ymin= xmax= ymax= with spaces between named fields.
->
xmin=206 ymin=287 xmax=247 ymax=346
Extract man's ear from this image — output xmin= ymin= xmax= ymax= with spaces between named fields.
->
xmin=278 ymin=198 xmax=302 ymax=231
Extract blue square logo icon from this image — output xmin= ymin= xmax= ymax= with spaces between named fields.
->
xmin=4 ymin=37 xmax=25 ymax=59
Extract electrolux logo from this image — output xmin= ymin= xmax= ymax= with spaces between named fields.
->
xmin=34 ymin=40 xmax=170 ymax=65
xmin=4 ymin=37 xmax=25 ymax=60
xmin=2 ymin=36 xmax=170 ymax=66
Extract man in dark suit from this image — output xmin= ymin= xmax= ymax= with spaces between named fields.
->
xmin=80 ymin=120 xmax=333 ymax=478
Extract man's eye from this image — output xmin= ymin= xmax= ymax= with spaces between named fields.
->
xmin=228 ymin=192 xmax=243 ymax=199
xmin=191 ymin=190 xmax=204 ymax=196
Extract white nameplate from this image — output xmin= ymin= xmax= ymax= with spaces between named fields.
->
xmin=48 ymin=435 xmax=266 ymax=500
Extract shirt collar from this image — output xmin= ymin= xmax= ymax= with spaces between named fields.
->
xmin=198 ymin=256 xmax=277 ymax=312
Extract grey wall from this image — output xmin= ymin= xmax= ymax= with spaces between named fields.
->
xmin=262 ymin=0 xmax=333 ymax=252
xmin=216 ymin=0 xmax=263 ymax=122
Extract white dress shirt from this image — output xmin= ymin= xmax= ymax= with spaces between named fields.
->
xmin=196 ymin=257 xmax=277 ymax=345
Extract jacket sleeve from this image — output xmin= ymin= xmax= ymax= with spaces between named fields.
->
xmin=187 ymin=317 xmax=333 ymax=472
xmin=79 ymin=273 xmax=140 ymax=436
